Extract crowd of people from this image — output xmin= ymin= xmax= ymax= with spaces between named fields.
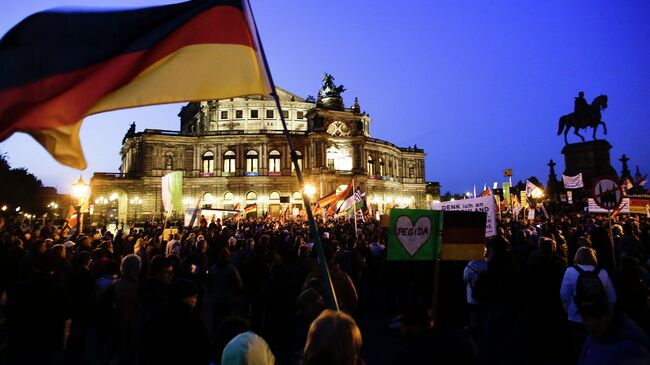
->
xmin=0 ymin=206 xmax=648 ymax=365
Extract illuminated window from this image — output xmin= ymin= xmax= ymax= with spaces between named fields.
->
xmin=269 ymin=191 xmax=280 ymax=201
xmin=246 ymin=150 xmax=259 ymax=173
xmin=367 ymin=155 xmax=375 ymax=175
xmin=223 ymin=150 xmax=236 ymax=173
xmin=202 ymin=151 xmax=214 ymax=173
xmin=409 ymin=164 xmax=415 ymax=178
xmin=246 ymin=191 xmax=257 ymax=201
xmin=269 ymin=150 xmax=281 ymax=173
xmin=291 ymin=150 xmax=303 ymax=172
xmin=379 ymin=158 xmax=384 ymax=176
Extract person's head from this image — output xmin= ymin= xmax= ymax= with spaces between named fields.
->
xmin=221 ymin=331 xmax=275 ymax=365
xmin=170 ymin=278 xmax=199 ymax=309
xmin=120 ymin=254 xmax=142 ymax=281
xmin=538 ymin=237 xmax=556 ymax=256
xmin=579 ymin=91 xmax=585 ymax=97
xmin=574 ymin=246 xmax=598 ymax=266
xmin=149 ymin=255 xmax=174 ymax=285
xmin=228 ymin=236 xmax=237 ymax=247
xmin=51 ymin=243 xmax=66 ymax=260
xmin=303 ymin=309 xmax=362 ymax=365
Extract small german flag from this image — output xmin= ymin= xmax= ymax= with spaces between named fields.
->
xmin=243 ymin=204 xmax=257 ymax=214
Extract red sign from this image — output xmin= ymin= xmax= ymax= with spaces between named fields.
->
xmin=591 ymin=177 xmax=623 ymax=211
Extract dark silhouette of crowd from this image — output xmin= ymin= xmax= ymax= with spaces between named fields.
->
xmin=0 ymin=208 xmax=649 ymax=365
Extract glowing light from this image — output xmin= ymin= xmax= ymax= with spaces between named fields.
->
xmin=303 ymin=184 xmax=317 ymax=198
xmin=72 ymin=177 xmax=90 ymax=199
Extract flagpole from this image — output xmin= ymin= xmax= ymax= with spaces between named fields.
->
xmin=246 ymin=0 xmax=339 ymax=311
xmin=352 ymin=179 xmax=358 ymax=237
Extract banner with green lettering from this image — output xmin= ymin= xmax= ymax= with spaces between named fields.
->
xmin=387 ymin=209 xmax=443 ymax=261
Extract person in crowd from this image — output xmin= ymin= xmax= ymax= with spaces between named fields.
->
xmin=302 ymin=309 xmax=363 ymax=365
xmin=463 ymin=244 xmax=489 ymax=342
xmin=141 ymin=278 xmax=211 ymax=365
xmin=575 ymin=263 xmax=650 ymax=365
xmin=113 ymin=254 xmax=142 ymax=365
xmin=560 ymin=246 xmax=618 ymax=360
xmin=208 ymin=246 xmax=243 ymax=333
xmin=221 ymin=330 xmax=275 ymax=365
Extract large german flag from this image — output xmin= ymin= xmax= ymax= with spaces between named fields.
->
xmin=0 ymin=0 xmax=272 ymax=169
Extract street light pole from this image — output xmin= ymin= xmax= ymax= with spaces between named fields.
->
xmin=72 ymin=176 xmax=90 ymax=233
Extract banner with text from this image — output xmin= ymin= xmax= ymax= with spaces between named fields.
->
xmin=563 ymin=173 xmax=584 ymax=189
xmin=387 ymin=209 xmax=443 ymax=261
xmin=431 ymin=195 xmax=496 ymax=237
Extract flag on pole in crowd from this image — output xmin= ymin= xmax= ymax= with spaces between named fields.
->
xmin=525 ymin=180 xmax=538 ymax=197
xmin=161 ymin=171 xmax=183 ymax=213
xmin=233 ymin=202 xmax=241 ymax=211
xmin=66 ymin=206 xmax=78 ymax=228
xmin=333 ymin=179 xmax=355 ymax=211
xmin=480 ymin=187 xmax=492 ymax=196
xmin=233 ymin=212 xmax=240 ymax=221
xmin=315 ymin=192 xmax=338 ymax=209
xmin=562 ymin=173 xmax=584 ymax=189
xmin=338 ymin=189 xmax=365 ymax=214
xmin=503 ymin=182 xmax=511 ymax=204
xmin=243 ymin=204 xmax=257 ymax=215
xmin=0 ymin=0 xmax=272 ymax=169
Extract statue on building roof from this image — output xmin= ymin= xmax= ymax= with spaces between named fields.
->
xmin=319 ymin=73 xmax=346 ymax=98
xmin=122 ymin=122 xmax=136 ymax=144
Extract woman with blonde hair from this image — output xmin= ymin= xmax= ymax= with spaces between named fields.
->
xmin=303 ymin=309 xmax=363 ymax=365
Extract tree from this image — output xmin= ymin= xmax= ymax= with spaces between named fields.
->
xmin=0 ymin=153 xmax=46 ymax=215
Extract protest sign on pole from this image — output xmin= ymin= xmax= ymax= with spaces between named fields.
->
xmin=502 ymin=182 xmax=511 ymax=204
xmin=387 ymin=209 xmax=442 ymax=261
xmin=431 ymin=195 xmax=496 ymax=237
xmin=562 ymin=173 xmax=584 ymax=189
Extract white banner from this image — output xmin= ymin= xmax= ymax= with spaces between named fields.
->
xmin=588 ymin=198 xmax=630 ymax=214
xmin=430 ymin=195 xmax=496 ymax=237
xmin=563 ymin=173 xmax=584 ymax=189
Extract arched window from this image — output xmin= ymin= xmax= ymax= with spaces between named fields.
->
xmin=269 ymin=191 xmax=280 ymax=201
xmin=224 ymin=192 xmax=234 ymax=201
xmin=246 ymin=150 xmax=258 ymax=174
xmin=291 ymin=150 xmax=303 ymax=173
xmin=269 ymin=150 xmax=281 ymax=173
xmin=223 ymin=150 xmax=235 ymax=174
xmin=379 ymin=158 xmax=385 ymax=176
xmin=202 ymin=151 xmax=214 ymax=174
xmin=246 ymin=191 xmax=257 ymax=201
xmin=367 ymin=155 xmax=375 ymax=175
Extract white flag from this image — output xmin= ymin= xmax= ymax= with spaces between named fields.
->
xmin=562 ymin=173 xmax=584 ymax=189
xmin=525 ymin=180 xmax=538 ymax=197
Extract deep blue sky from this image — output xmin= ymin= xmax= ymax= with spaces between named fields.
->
xmin=1 ymin=0 xmax=649 ymax=195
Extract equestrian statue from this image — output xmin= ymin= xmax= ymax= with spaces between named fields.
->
xmin=557 ymin=91 xmax=608 ymax=144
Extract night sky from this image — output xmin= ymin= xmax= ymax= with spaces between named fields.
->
xmin=1 ymin=0 xmax=649 ymax=195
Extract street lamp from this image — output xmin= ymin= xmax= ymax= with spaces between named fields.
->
xmin=72 ymin=176 xmax=90 ymax=231
xmin=129 ymin=196 xmax=143 ymax=222
xmin=303 ymin=184 xmax=316 ymax=199
xmin=1 ymin=205 xmax=6 ymax=211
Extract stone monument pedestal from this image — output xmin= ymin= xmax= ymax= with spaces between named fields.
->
xmin=562 ymin=140 xmax=617 ymax=189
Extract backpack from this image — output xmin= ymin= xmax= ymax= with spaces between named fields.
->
xmin=468 ymin=264 xmax=488 ymax=302
xmin=573 ymin=265 xmax=607 ymax=309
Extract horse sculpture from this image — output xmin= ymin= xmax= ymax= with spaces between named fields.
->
xmin=557 ymin=94 xmax=608 ymax=144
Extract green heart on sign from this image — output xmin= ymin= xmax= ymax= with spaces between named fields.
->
xmin=387 ymin=209 xmax=442 ymax=261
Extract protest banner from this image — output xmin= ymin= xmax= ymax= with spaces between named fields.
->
xmin=562 ymin=173 xmax=584 ymax=189
xmin=431 ymin=195 xmax=496 ymax=237
xmin=387 ymin=209 xmax=442 ymax=261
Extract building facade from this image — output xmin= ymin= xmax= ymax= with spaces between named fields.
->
xmin=91 ymin=79 xmax=428 ymax=224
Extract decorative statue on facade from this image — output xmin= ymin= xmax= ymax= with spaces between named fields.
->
xmin=319 ymin=73 xmax=346 ymax=98
xmin=557 ymin=91 xmax=608 ymax=144
xmin=122 ymin=122 xmax=136 ymax=144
